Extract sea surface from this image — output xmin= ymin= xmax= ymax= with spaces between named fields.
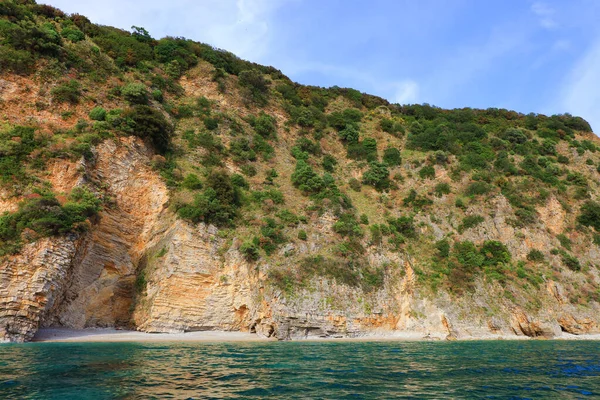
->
xmin=1 ymin=340 xmax=599 ymax=399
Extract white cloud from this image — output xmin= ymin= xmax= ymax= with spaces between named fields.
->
xmin=531 ymin=1 xmax=557 ymax=29
xmin=392 ymin=81 xmax=419 ymax=104
xmin=46 ymin=0 xmax=288 ymax=62
xmin=562 ymin=40 xmax=600 ymax=133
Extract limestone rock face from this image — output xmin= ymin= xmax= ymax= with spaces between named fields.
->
xmin=133 ymin=223 xmax=257 ymax=333
xmin=0 ymin=137 xmax=169 ymax=342
xmin=0 ymin=238 xmax=77 ymax=342
xmin=47 ymin=137 xmax=169 ymax=329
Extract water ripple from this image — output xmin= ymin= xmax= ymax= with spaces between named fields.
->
xmin=0 ymin=341 xmax=599 ymax=399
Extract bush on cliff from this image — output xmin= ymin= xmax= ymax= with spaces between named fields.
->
xmin=577 ymin=201 xmax=600 ymax=231
xmin=177 ymin=170 xmax=241 ymax=227
xmin=0 ymin=188 xmax=102 ymax=256
xmin=120 ymin=105 xmax=173 ymax=153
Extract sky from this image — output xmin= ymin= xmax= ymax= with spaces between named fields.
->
xmin=46 ymin=0 xmax=600 ymax=133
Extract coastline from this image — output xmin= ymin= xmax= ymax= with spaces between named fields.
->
xmin=29 ymin=328 xmax=600 ymax=343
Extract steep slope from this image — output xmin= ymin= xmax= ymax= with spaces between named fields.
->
xmin=1 ymin=1 xmax=600 ymax=342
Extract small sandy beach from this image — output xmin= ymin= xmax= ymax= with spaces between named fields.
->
xmin=31 ymin=328 xmax=600 ymax=343
xmin=33 ymin=328 xmax=270 ymax=343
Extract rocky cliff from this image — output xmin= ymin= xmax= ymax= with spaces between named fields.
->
xmin=1 ymin=1 xmax=600 ymax=343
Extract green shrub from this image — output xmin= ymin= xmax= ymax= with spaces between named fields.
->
xmin=561 ymin=253 xmax=581 ymax=271
xmin=577 ymin=201 xmax=600 ymax=231
xmin=177 ymin=170 xmax=241 ymax=227
xmin=229 ymin=138 xmax=257 ymax=163
xmin=347 ymin=139 xmax=377 ymax=161
xmin=250 ymin=112 xmax=276 ymax=138
xmin=403 ymin=189 xmax=433 ymax=209
xmin=251 ymin=189 xmax=285 ymax=204
xmin=360 ymin=214 xmax=369 ymax=225
xmin=329 ymin=108 xmax=362 ymax=131
xmin=479 ymin=240 xmax=511 ymax=266
xmin=435 ymin=239 xmax=450 ymax=258
xmin=51 ymin=80 xmax=82 ymax=104
xmin=0 ymin=125 xmax=49 ymax=185
xmin=380 ymin=118 xmax=394 ymax=133
xmin=419 ymin=165 xmax=435 ymax=179
xmin=298 ymin=229 xmax=308 ymax=241
xmin=465 ymin=181 xmax=492 ymax=197
xmin=182 ymin=173 xmax=203 ymax=190
xmin=204 ymin=117 xmax=219 ymax=130
xmin=322 ymin=154 xmax=337 ymax=172
xmin=0 ymin=46 xmax=35 ymax=74
xmin=264 ymin=168 xmax=278 ymax=184
xmin=453 ymin=241 xmax=484 ymax=272
xmin=275 ymin=209 xmax=301 ymax=226
xmin=93 ymin=26 xmax=153 ymax=67
xmin=296 ymin=137 xmax=320 ymax=155
xmin=557 ymin=234 xmax=572 ymax=250
xmin=433 ymin=151 xmax=449 ymax=165
xmin=259 ymin=218 xmax=286 ymax=255
xmin=460 ymin=143 xmax=495 ymax=170
xmin=434 ymin=182 xmax=451 ymax=197
xmin=458 ymin=215 xmax=484 ymax=233
xmin=230 ymin=173 xmax=249 ymax=189
xmin=333 ymin=213 xmax=363 ymax=237
xmin=61 ymin=26 xmax=85 ymax=42
xmin=121 ymin=105 xmax=173 ymax=153
xmin=388 ymin=215 xmax=416 ymax=238
xmin=0 ymin=188 xmax=101 ymax=255
xmin=503 ymin=128 xmax=528 ymax=144
xmin=240 ymin=241 xmax=260 ymax=261
xmin=88 ymin=107 xmax=107 ymax=121
xmin=362 ymin=162 xmax=390 ymax=191
xmin=342 ymin=108 xmax=363 ymax=123
xmin=527 ymin=249 xmax=545 ymax=262
xmin=291 ymin=146 xmax=308 ymax=160
xmin=494 ymin=152 xmax=518 ymax=175
xmin=239 ymin=165 xmax=256 ymax=177
xmin=349 ymin=178 xmax=361 ymax=192
xmin=380 ymin=118 xmax=403 ymax=135
xmin=338 ymin=124 xmax=360 ymax=143
xmin=383 ymin=147 xmax=402 ymax=166
xmin=238 ymin=69 xmax=270 ymax=105
xmin=121 ymin=83 xmax=148 ymax=104
xmin=291 ymin=160 xmax=324 ymax=193
xmin=152 ymin=89 xmax=164 ymax=102
xmin=195 ymin=96 xmax=211 ymax=115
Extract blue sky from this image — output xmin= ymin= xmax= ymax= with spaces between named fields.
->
xmin=47 ymin=0 xmax=600 ymax=132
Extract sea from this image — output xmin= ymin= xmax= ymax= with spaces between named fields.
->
xmin=1 ymin=340 xmax=599 ymax=399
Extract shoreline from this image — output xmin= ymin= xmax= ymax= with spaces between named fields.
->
xmin=28 ymin=328 xmax=600 ymax=343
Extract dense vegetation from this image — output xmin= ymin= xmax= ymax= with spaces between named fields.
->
xmin=1 ymin=0 xmax=599 ymax=306
xmin=0 ymin=188 xmax=102 ymax=255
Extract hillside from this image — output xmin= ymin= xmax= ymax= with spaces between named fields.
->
xmin=1 ymin=1 xmax=600 ymax=343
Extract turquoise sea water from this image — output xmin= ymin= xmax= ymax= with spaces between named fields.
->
xmin=1 ymin=340 xmax=599 ymax=399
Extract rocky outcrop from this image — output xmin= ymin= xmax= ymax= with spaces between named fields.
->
xmin=0 ymin=136 xmax=169 ymax=342
xmin=46 ymin=137 xmax=169 ymax=329
xmin=557 ymin=315 xmax=598 ymax=335
xmin=0 ymin=238 xmax=77 ymax=342
xmin=133 ymin=223 xmax=257 ymax=333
